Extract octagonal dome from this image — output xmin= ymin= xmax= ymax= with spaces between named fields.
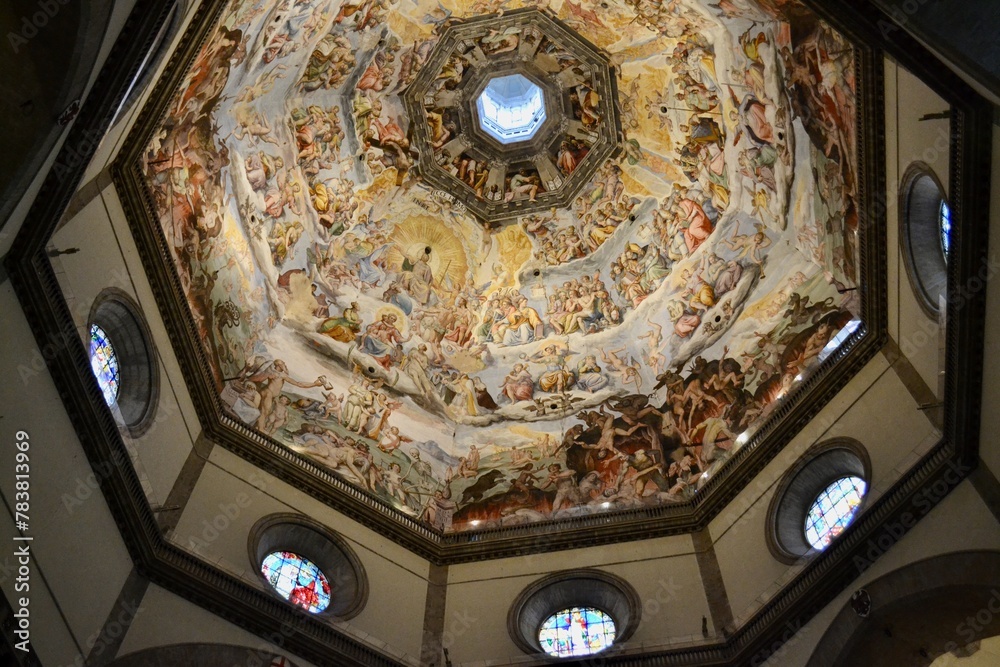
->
xmin=477 ymin=74 xmax=547 ymax=144
xmin=126 ymin=0 xmax=868 ymax=543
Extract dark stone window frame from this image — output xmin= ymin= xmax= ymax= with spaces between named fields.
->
xmin=87 ymin=288 xmax=160 ymax=437
xmin=899 ymin=161 xmax=950 ymax=318
xmin=765 ymin=438 xmax=872 ymax=565
xmin=507 ymin=569 xmax=641 ymax=657
xmin=248 ymin=514 xmax=369 ymax=620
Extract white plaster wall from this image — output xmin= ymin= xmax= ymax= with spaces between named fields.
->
xmin=444 ymin=535 xmax=710 ymax=665
xmin=885 ymin=59 xmax=950 ymax=396
xmin=768 ymin=480 xmax=1000 ymax=666
xmin=0 ymin=283 xmax=134 ymax=666
xmin=710 ymin=353 xmax=939 ymax=624
xmin=117 ymin=583 xmax=319 ymax=667
xmin=48 ymin=184 xmax=200 ymax=512
xmin=170 ymin=446 xmax=429 ymax=664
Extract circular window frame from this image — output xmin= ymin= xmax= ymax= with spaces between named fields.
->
xmin=507 ymin=569 xmax=641 ymax=657
xmin=88 ymin=288 xmax=160 ymax=437
xmin=248 ymin=514 xmax=368 ymax=620
xmin=766 ymin=438 xmax=871 ymax=565
xmin=900 ymin=162 xmax=950 ymax=317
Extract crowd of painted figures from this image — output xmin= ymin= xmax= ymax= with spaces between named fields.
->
xmin=144 ymin=0 xmax=860 ymax=531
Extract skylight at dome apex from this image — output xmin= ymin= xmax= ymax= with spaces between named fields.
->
xmin=476 ymin=74 xmax=547 ymax=144
xmin=141 ymin=0 xmax=861 ymax=534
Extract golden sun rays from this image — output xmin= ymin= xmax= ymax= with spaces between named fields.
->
xmin=386 ymin=215 xmax=470 ymax=288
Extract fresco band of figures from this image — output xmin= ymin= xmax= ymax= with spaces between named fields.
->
xmin=144 ymin=0 xmax=860 ymax=533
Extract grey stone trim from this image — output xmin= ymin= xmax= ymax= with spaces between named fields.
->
xmin=86 ymin=567 xmax=150 ymax=667
xmin=157 ymin=432 xmax=214 ymax=535
xmin=969 ymin=462 xmax=1000 ymax=528
xmin=692 ymin=529 xmax=735 ymax=637
xmin=420 ymin=564 xmax=449 ymax=667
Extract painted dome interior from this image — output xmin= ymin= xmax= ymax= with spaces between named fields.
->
xmin=140 ymin=0 xmax=861 ymax=535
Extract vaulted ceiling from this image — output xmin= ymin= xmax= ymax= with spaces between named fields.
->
xmin=130 ymin=0 xmax=866 ymax=542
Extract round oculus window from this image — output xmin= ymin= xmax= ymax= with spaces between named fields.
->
xmin=260 ymin=550 xmax=332 ymax=613
xmin=538 ymin=606 xmax=616 ymax=658
xmin=939 ymin=200 xmax=952 ymax=260
xmin=804 ymin=476 xmax=866 ymax=550
xmin=89 ymin=324 xmax=121 ymax=406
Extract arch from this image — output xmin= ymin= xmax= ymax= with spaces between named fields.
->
xmin=248 ymin=514 xmax=368 ymax=619
xmin=507 ymin=569 xmax=641 ymax=656
xmin=900 ymin=161 xmax=950 ymax=316
xmin=766 ymin=438 xmax=872 ymax=564
xmin=808 ymin=550 xmax=1000 ymax=667
xmin=109 ymin=643 xmax=297 ymax=666
xmin=88 ymin=288 xmax=160 ymax=436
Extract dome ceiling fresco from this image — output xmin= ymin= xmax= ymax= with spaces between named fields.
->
xmin=141 ymin=0 xmax=861 ymax=534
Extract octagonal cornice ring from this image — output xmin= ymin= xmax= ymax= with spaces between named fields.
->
xmin=403 ymin=8 xmax=622 ymax=223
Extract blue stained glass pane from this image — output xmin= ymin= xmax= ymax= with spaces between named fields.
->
xmin=804 ymin=477 xmax=867 ymax=550
xmin=538 ymin=606 xmax=616 ymax=658
xmin=260 ymin=551 xmax=331 ymax=613
xmin=940 ymin=200 xmax=951 ymax=259
xmin=89 ymin=324 xmax=120 ymax=406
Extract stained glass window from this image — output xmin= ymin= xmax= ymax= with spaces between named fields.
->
xmin=89 ymin=324 xmax=120 ymax=406
xmin=260 ymin=551 xmax=331 ymax=613
xmin=477 ymin=74 xmax=547 ymax=144
xmin=538 ymin=606 xmax=616 ymax=658
xmin=804 ymin=476 xmax=866 ymax=550
xmin=939 ymin=200 xmax=951 ymax=259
